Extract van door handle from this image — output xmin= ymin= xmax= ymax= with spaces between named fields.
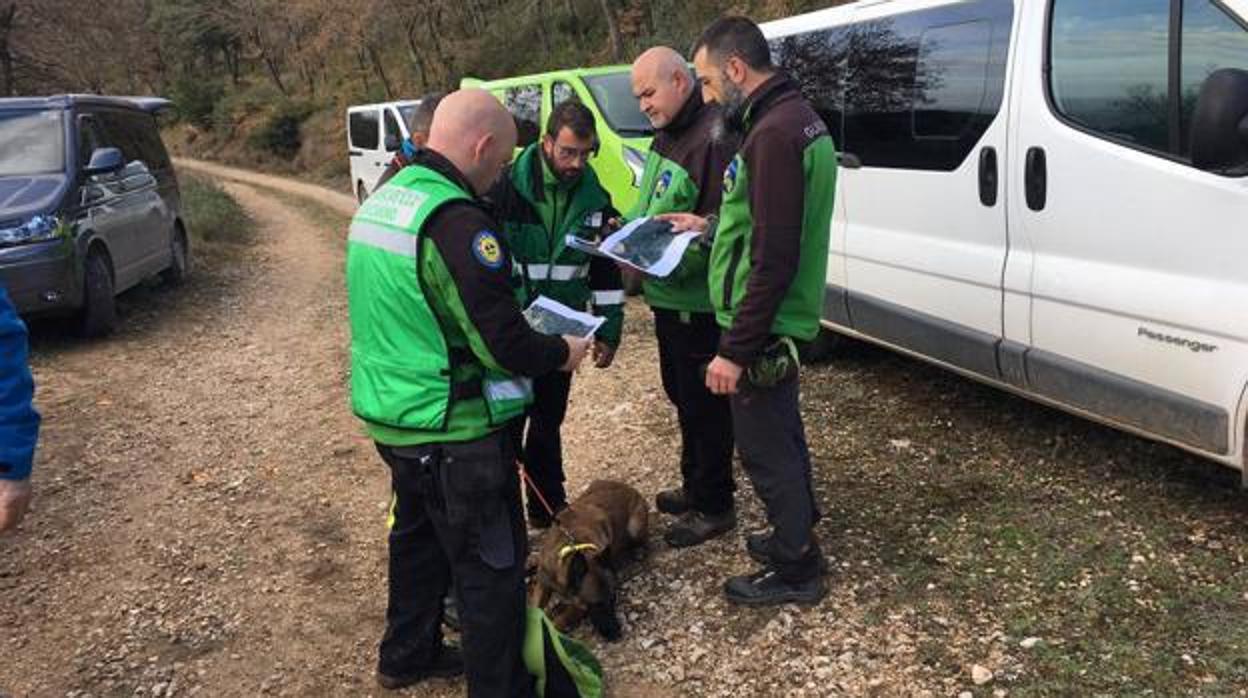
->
xmin=838 ymin=152 xmax=862 ymax=169
xmin=1025 ymin=147 xmax=1047 ymax=211
xmin=978 ymin=146 xmax=998 ymax=207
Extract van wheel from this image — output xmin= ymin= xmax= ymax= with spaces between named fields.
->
xmin=78 ymin=251 xmax=117 ymax=337
xmin=356 ymin=181 xmax=368 ymax=203
xmin=161 ymin=225 xmax=190 ymax=285
xmin=797 ymin=328 xmax=846 ymax=364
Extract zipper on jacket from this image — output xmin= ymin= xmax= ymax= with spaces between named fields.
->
xmin=722 ymin=237 xmax=746 ymax=311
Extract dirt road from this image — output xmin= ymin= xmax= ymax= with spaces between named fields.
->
xmin=6 ymin=162 xmax=1248 ymax=698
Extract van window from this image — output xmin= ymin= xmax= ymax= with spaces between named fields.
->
xmin=349 ymin=109 xmax=379 ymax=150
xmin=582 ymin=73 xmax=654 ymax=137
xmin=504 ymin=84 xmax=543 ymax=147
xmin=1180 ymin=1 xmax=1248 ymax=156
xmin=553 ymin=81 xmax=578 ymax=106
xmin=771 ymin=26 xmax=851 ymax=149
xmin=383 ymin=109 xmax=401 ymax=151
xmin=913 ymin=20 xmax=992 ymax=139
xmin=0 ymin=110 xmax=64 ymax=176
xmin=1050 ymin=0 xmax=1171 ymax=154
xmin=844 ymin=0 xmax=1012 ymax=171
xmin=97 ymin=111 xmax=166 ymax=169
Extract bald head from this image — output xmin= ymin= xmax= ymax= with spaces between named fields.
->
xmin=428 ymin=89 xmax=517 ymax=195
xmin=632 ymin=46 xmax=695 ymax=130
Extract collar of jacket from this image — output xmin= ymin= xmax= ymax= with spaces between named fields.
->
xmin=662 ymin=87 xmax=705 ymax=137
xmin=511 ymin=142 xmax=604 ymax=209
xmin=412 ymin=148 xmax=478 ymax=196
xmin=742 ymin=72 xmax=799 ymax=133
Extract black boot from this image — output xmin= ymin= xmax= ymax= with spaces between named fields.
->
xmin=376 ymin=644 xmax=465 ymax=690
xmin=664 ymin=508 xmax=736 ymax=548
xmin=746 ymin=531 xmax=831 ymax=575
xmin=723 ymin=568 xmax=826 ymax=607
xmin=655 ymin=487 xmax=690 ymax=515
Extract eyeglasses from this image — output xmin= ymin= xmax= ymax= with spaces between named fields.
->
xmin=553 ymin=143 xmax=598 ymax=162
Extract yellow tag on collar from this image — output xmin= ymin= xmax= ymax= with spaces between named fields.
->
xmin=558 ymin=543 xmax=599 ymax=561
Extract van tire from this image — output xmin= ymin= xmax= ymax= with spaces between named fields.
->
xmin=161 ymin=224 xmax=190 ymax=286
xmin=78 ymin=250 xmax=117 ymax=337
xmin=797 ymin=328 xmax=846 ymax=364
xmin=356 ymin=181 xmax=368 ymax=203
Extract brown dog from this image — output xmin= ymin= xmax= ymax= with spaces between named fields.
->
xmin=528 ymin=480 xmax=649 ymax=641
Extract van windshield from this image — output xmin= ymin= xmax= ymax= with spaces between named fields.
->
xmin=583 ymin=73 xmax=654 ymax=138
xmin=0 ymin=110 xmax=65 ymax=177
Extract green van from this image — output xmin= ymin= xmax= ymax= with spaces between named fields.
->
xmin=461 ymin=66 xmax=653 ymax=213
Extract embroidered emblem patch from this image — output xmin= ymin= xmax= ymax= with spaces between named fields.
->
xmin=723 ymin=158 xmax=740 ymax=195
xmin=654 ymin=170 xmax=673 ymax=199
xmin=472 ymin=231 xmax=504 ymax=269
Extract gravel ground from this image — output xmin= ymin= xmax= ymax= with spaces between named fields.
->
xmin=5 ymin=162 xmax=1248 ymax=698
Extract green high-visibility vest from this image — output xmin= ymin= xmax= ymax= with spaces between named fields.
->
xmin=346 ymin=164 xmax=533 ymax=432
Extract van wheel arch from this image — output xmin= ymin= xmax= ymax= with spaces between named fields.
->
xmin=78 ymin=242 xmax=117 ymax=337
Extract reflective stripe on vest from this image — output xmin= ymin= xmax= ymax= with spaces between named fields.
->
xmin=592 ymin=290 xmax=624 ymax=306
xmin=485 ymin=376 xmax=534 ymax=403
xmin=520 ymin=263 xmax=590 ymax=281
xmin=349 ymin=221 xmax=417 ymax=258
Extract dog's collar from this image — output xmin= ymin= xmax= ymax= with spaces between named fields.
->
xmin=558 ymin=542 xmax=600 ymax=561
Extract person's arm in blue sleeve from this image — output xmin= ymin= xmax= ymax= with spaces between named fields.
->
xmin=0 ymin=286 xmax=38 ymax=533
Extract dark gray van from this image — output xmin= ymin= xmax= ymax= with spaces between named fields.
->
xmin=0 ymin=95 xmax=188 ymax=335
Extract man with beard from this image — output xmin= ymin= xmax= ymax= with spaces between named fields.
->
xmin=490 ymin=100 xmax=624 ymax=528
xmin=661 ymin=16 xmax=837 ymax=606
xmin=628 ymin=46 xmax=739 ymax=548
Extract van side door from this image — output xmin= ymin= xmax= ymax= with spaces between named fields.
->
xmin=1008 ymin=0 xmax=1248 ymax=458
xmin=348 ymin=108 xmax=381 ymax=199
xmin=838 ymin=0 xmax=1016 ymax=379
xmin=76 ymin=110 xmax=146 ymax=290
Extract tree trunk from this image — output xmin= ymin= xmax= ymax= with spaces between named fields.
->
xmin=535 ymin=0 xmax=550 ymax=54
xmin=597 ymin=0 xmax=623 ymax=61
xmin=0 ymin=3 xmax=15 ymax=97
xmin=366 ymin=43 xmax=394 ymax=99
xmin=403 ymin=22 xmax=431 ymax=89
xmin=356 ymin=48 xmax=372 ymax=92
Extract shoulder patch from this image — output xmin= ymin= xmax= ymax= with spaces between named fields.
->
xmin=654 ymin=170 xmax=673 ymax=199
xmin=472 ymin=230 xmax=504 ymax=270
xmin=723 ymin=157 xmax=740 ymax=195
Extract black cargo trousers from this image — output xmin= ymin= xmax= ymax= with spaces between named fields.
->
xmin=654 ymin=308 xmax=736 ymax=514
xmin=375 ymin=428 xmax=533 ymax=698
xmin=731 ymin=369 xmax=823 ymax=582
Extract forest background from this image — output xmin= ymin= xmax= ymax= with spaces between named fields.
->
xmin=2 ymin=0 xmax=846 ymax=185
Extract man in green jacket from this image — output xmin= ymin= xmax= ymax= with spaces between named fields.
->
xmin=489 ymin=100 xmax=624 ymax=527
xmin=347 ymin=89 xmax=590 ymax=696
xmin=663 ymin=16 xmax=837 ymax=606
xmin=629 ymin=46 xmax=739 ymax=548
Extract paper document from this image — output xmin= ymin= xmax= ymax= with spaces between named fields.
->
xmin=523 ymin=296 xmax=605 ymax=338
xmin=598 ymin=217 xmax=701 ymax=278
xmin=563 ymin=234 xmax=612 ymax=258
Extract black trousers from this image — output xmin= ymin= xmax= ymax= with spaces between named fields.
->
xmin=520 ymin=371 xmax=574 ymax=513
xmin=375 ymin=430 xmax=532 ymax=698
xmin=730 ymin=371 xmax=823 ymax=582
xmin=654 ymin=308 xmax=735 ymax=515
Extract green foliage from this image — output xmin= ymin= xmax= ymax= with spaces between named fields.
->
xmin=170 ymin=75 xmax=226 ymax=130
xmin=180 ymin=174 xmax=252 ymax=245
xmin=247 ymin=101 xmax=317 ymax=159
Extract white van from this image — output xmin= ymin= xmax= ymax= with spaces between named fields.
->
xmin=761 ymin=0 xmax=1248 ymax=476
xmin=346 ymin=100 xmax=422 ymax=203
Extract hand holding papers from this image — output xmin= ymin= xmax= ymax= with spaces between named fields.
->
xmin=564 ymin=217 xmax=702 ymax=278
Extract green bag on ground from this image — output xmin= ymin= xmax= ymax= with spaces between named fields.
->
xmin=523 ymin=607 xmax=605 ymax=698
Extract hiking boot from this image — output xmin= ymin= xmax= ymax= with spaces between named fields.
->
xmin=664 ymin=508 xmax=736 ymax=548
xmin=723 ymin=568 xmax=827 ymax=607
xmin=377 ymin=645 xmax=464 ymax=690
xmin=746 ymin=531 xmax=831 ymax=575
xmin=442 ymin=594 xmax=459 ymax=632
xmin=655 ymin=487 xmax=690 ymax=515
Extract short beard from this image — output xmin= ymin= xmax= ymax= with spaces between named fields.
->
xmin=710 ymin=79 xmax=747 ymax=144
